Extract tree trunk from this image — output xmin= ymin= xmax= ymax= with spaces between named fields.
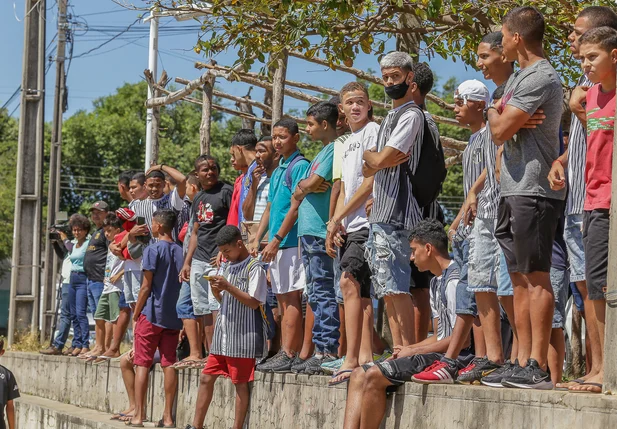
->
xmin=200 ymin=75 xmax=215 ymax=155
xmin=271 ymin=51 xmax=288 ymax=127
xmin=569 ymin=305 xmax=584 ymax=379
xmin=395 ymin=13 xmax=422 ymax=58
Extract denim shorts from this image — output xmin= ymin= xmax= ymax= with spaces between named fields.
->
xmin=367 ymin=223 xmax=412 ymax=299
xmin=176 ymin=281 xmax=195 ymax=320
xmin=550 ymin=266 xmax=569 ymax=329
xmin=497 ymin=251 xmax=514 ymax=296
xmin=123 ymin=270 xmax=142 ymax=304
xmin=467 ymin=218 xmax=501 ymax=293
xmin=564 ymin=213 xmax=586 ymax=283
xmin=452 ymin=239 xmax=469 ymax=292
xmin=451 ymin=240 xmax=477 ymax=316
xmin=190 ymin=259 xmax=219 ymax=316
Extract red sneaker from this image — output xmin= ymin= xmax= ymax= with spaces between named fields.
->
xmin=411 ymin=358 xmax=458 ymax=384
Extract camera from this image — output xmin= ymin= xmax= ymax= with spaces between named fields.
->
xmin=48 ymin=222 xmax=72 ymax=241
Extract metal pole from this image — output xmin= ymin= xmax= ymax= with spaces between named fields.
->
xmin=41 ymin=0 xmax=67 ymax=342
xmin=144 ymin=12 xmax=158 ymax=171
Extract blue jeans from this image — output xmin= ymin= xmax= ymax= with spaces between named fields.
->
xmin=69 ymin=272 xmax=90 ymax=349
xmin=452 ymin=239 xmax=477 ymax=316
xmin=52 ymin=283 xmax=73 ymax=349
xmin=87 ymin=280 xmax=104 ymax=314
xmin=300 ymin=235 xmax=340 ymax=354
xmin=551 ymin=267 xmax=569 ymax=329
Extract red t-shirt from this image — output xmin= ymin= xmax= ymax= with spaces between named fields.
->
xmin=584 ymin=84 xmax=615 ymax=211
xmin=226 ymin=174 xmax=244 ymax=227
xmin=114 ymin=230 xmax=131 ymax=260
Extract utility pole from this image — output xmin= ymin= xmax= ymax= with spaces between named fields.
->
xmin=41 ymin=0 xmax=68 ymax=342
xmin=144 ymin=11 xmax=159 ymax=170
xmin=8 ymin=0 xmax=46 ymax=346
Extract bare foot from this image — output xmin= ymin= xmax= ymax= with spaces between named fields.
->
xmin=569 ymin=372 xmax=603 ymax=393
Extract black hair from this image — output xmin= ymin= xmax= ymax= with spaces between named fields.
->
xmin=328 ymin=96 xmax=341 ymax=105
xmin=231 ymin=129 xmax=258 ymax=149
xmin=118 ymin=170 xmax=133 ymax=188
xmin=481 ymin=32 xmax=504 ymax=52
xmin=146 ymin=170 xmax=165 ymax=181
xmin=194 ymin=154 xmax=220 ymax=172
xmin=258 ymin=135 xmax=273 ymax=142
xmin=579 ymin=26 xmax=617 ymax=52
xmin=186 ymin=171 xmax=201 ymax=187
xmin=503 ymin=6 xmax=545 ymax=45
xmin=165 ymin=173 xmax=177 ymax=186
xmin=152 ymin=209 xmax=177 ymax=232
xmin=409 ymin=219 xmax=449 ymax=256
xmin=103 ymin=212 xmax=123 ymax=229
xmin=131 ymin=172 xmax=146 ymax=186
xmin=579 ymin=6 xmax=617 ymax=31
xmin=411 ymin=62 xmax=434 ymax=97
xmin=69 ymin=214 xmax=91 ymax=232
xmin=215 ymin=225 xmax=243 ymax=246
xmin=0 ymin=338 xmax=4 ymax=352
xmin=306 ymin=101 xmax=339 ymax=129
xmin=273 ymin=118 xmax=299 ymax=135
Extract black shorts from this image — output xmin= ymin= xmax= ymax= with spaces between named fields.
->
xmin=365 ymin=352 xmax=444 ymax=387
xmin=583 ymin=209 xmax=609 ymax=301
xmin=339 ymin=229 xmax=372 ymax=299
xmin=495 ymin=196 xmax=564 ymax=274
xmin=410 ymin=260 xmax=432 ymax=289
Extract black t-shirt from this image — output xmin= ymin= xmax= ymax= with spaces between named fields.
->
xmin=0 ymin=365 xmax=19 ymax=429
xmin=191 ymin=182 xmax=233 ymax=262
xmin=83 ymin=227 xmax=109 ymax=282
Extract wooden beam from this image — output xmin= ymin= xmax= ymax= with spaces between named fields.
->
xmin=200 ymin=74 xmax=215 ymax=155
xmin=145 ymin=71 xmax=211 ymax=108
xmin=271 ymin=52 xmax=288 ymax=125
xmin=175 ymin=77 xmax=272 ymax=113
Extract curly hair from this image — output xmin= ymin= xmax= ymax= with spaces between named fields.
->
xmin=69 ymin=214 xmax=91 ymax=232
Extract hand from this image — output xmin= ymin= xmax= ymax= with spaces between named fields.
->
xmin=521 ymin=109 xmax=545 ymax=129
xmin=180 ymin=263 xmax=191 ymax=282
xmin=447 ymin=227 xmax=457 ymax=243
xmin=210 ymin=251 xmax=223 ymax=268
xmin=132 ymin=311 xmax=141 ymax=323
xmin=313 ymin=181 xmax=332 ymax=193
xmin=59 ymin=231 xmax=68 ymax=241
xmin=252 ymin=165 xmax=265 ymax=186
xmin=391 ymin=346 xmax=402 ymax=360
xmin=365 ymin=198 xmax=374 ymax=217
xmin=463 ymin=192 xmax=478 ymax=226
xmin=248 ymin=239 xmax=259 ymax=257
xmin=261 ymin=239 xmax=281 ymax=263
xmin=548 ymin=160 xmax=566 ymax=191
xmin=396 ymin=346 xmax=417 ymax=359
xmin=569 ymin=86 xmax=590 ymax=112
xmin=127 ymin=348 xmax=135 ymax=364
xmin=109 ymin=242 xmax=123 ymax=258
xmin=145 ymin=164 xmax=163 ymax=176
xmin=208 ymin=275 xmax=230 ymax=292
xmin=129 ymin=224 xmax=150 ymax=239
xmin=110 ymin=271 xmax=124 ymax=284
xmin=326 ymin=234 xmax=337 ymax=258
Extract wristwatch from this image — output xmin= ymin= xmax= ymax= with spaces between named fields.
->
xmin=483 ymin=105 xmax=497 ymax=122
xmin=274 ymin=234 xmax=284 ymax=242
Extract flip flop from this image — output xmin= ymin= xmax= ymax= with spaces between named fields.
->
xmin=329 ymin=369 xmax=353 ymax=386
xmin=172 ymin=359 xmax=199 ymax=370
xmin=555 ymin=378 xmax=585 ymax=391
xmin=110 ymin=413 xmax=126 ymax=420
xmin=570 ymin=382 xmax=603 ymax=393
xmin=155 ymin=419 xmax=176 ymax=428
xmin=94 ymin=355 xmax=117 ymax=365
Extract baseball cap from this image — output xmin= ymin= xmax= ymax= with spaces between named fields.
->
xmin=91 ymin=201 xmax=109 ymax=212
xmin=454 ymin=80 xmax=490 ymax=105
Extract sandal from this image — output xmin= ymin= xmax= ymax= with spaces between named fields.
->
xmin=328 ymin=369 xmax=353 ymax=386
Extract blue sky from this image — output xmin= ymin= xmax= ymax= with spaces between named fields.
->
xmin=0 ymin=1 xmax=492 ymax=122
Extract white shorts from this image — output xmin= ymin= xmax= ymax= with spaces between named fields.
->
xmin=269 ymin=247 xmax=306 ymax=295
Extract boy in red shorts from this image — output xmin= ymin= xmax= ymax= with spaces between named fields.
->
xmin=186 ymin=225 xmax=268 ymax=429
xmin=129 ymin=209 xmax=183 ymax=427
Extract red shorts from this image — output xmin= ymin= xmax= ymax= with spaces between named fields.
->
xmin=133 ymin=314 xmax=179 ymax=368
xmin=202 ymin=354 xmax=256 ymax=384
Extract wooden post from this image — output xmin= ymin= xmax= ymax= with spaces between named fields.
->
xmin=271 ymin=51 xmax=288 ymax=126
xmin=602 ymin=74 xmax=617 ymax=393
xmin=150 ymin=71 xmax=168 ymax=165
xmin=200 ymin=74 xmax=215 ymax=155
xmin=569 ymin=307 xmax=584 ymax=379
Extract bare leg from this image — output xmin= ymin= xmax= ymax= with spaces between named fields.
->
xmin=105 ymin=322 xmax=113 ymax=351
xmin=192 ymin=373 xmax=219 ymax=429
xmin=499 ymin=295 xmax=518 ymax=361
xmin=278 ymin=291 xmax=304 ymax=357
xmin=340 ymin=274 xmax=362 ymax=370
xmin=443 ymin=315 xmax=474 ymax=359
xmin=233 ymin=382 xmax=251 ymax=429
xmin=384 ymin=294 xmax=415 ymax=347
xmin=91 ymin=319 xmax=106 ymax=355
xmin=579 ymin=283 xmax=602 ymax=377
xmin=359 ymin=367 xmax=393 ymax=429
xmin=203 ymin=314 xmax=214 ymax=352
xmin=183 ymin=318 xmax=203 ymax=360
xmin=473 ymin=319 xmax=487 ymax=357
xmin=571 ymin=298 xmax=606 ymax=392
xmin=475 ymin=292 xmax=504 ymax=363
xmin=510 ymin=273 xmax=531 ymax=366
xmin=410 ymin=288 xmax=431 ymax=342
xmin=359 ymin=299 xmax=374 ymax=364
xmin=548 ymin=328 xmax=565 ymax=385
xmin=343 ymin=367 xmax=368 ymax=429
xmin=161 ymin=367 xmax=177 ymax=426
xmin=103 ymin=309 xmax=131 ymax=357
xmin=130 ymin=366 xmax=150 ymax=425
xmin=526 ymin=271 xmax=554 ymax=369
xmin=118 ymin=353 xmax=136 ymax=416
xmin=338 ymin=304 xmax=347 ymax=358
xmin=372 ymin=328 xmax=386 ymax=355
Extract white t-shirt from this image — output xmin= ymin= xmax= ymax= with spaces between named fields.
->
xmin=341 ymin=122 xmax=379 ymax=232
xmin=103 ymin=249 xmax=124 ymax=294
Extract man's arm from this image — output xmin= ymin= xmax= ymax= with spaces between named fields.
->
xmin=209 ymin=276 xmax=262 ymax=310
xmin=331 ymin=177 xmax=374 ymax=225
xmin=329 ymin=180 xmax=341 ymax=220
xmin=487 ymin=104 xmax=533 ymax=145
xmin=242 ymin=173 xmax=261 ymax=222
xmin=463 ymin=169 xmax=487 ymax=225
xmin=148 ymin=164 xmax=187 ymax=199
xmin=570 ymin=86 xmax=589 ymax=127
xmin=363 ymin=147 xmax=409 ymax=171
xmin=180 ymin=222 xmax=200 ymax=281
xmin=293 ymin=173 xmax=330 ymax=201
xmin=133 ymin=270 xmax=153 ymax=321
xmin=249 ymin=203 xmax=270 ymax=256
xmin=6 ymin=400 xmax=15 ymax=429
xmin=261 ymin=197 xmax=301 ymax=263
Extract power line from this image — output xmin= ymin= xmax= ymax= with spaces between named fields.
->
xmin=72 ymin=16 xmax=142 ymax=59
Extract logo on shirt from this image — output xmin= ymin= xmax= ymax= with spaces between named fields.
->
xmin=0 ymin=373 xmax=5 ymax=380
xmin=310 ymin=161 xmax=320 ymax=175
xmin=197 ymin=201 xmax=214 ymax=224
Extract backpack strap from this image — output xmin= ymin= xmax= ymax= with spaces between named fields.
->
xmin=284 ymin=153 xmax=309 ymax=190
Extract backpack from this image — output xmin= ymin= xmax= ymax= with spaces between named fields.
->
xmin=284 ymin=153 xmax=309 ymax=190
xmin=387 ymin=104 xmax=447 ymax=208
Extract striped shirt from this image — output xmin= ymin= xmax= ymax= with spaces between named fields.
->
xmin=253 ymin=176 xmax=270 ymax=222
xmin=130 ymin=189 xmax=184 ymax=242
xmin=476 ymin=123 xmax=500 ymax=219
xmin=211 ymin=257 xmax=268 ymax=359
xmin=455 ymin=128 xmax=488 ymax=241
xmin=567 ymin=74 xmax=593 ymax=215
xmin=369 ymin=101 xmax=424 ymax=231
xmin=429 ymin=261 xmax=460 ymax=341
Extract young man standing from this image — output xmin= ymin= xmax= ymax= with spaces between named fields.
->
xmin=362 ymin=51 xmax=424 ymax=348
xmin=227 ymin=129 xmax=258 ymax=227
xmin=488 ymin=6 xmax=565 ymax=389
xmin=118 ymin=171 xmax=135 ymax=205
xmin=252 ymin=119 xmax=309 ymax=372
xmin=547 ymin=6 xmax=617 ymax=391
xmin=129 ymin=172 xmax=148 ymax=202
xmin=84 ymin=201 xmax=110 ymax=322
xmin=326 ymin=83 xmax=378 ymax=384
xmin=242 ymin=135 xmax=279 ymax=223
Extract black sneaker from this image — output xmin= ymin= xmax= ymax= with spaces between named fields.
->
xmin=501 ymin=359 xmax=553 ymax=390
xmin=457 ymin=357 xmax=502 ymax=384
xmin=269 ymin=353 xmax=296 ymax=373
xmin=480 ymin=360 xmax=518 ymax=388
xmin=293 ymin=354 xmax=337 ymax=375
xmin=256 ymin=350 xmax=286 ymax=372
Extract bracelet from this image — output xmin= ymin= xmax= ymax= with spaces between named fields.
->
xmin=160 ymin=164 xmax=165 ymax=171
xmin=274 ymin=234 xmax=284 ymax=242
xmin=552 ymin=159 xmax=563 ymax=167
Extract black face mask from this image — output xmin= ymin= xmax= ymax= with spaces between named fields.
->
xmin=384 ymin=74 xmax=410 ymax=100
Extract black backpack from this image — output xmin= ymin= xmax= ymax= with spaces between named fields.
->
xmin=387 ymin=104 xmax=447 ymax=208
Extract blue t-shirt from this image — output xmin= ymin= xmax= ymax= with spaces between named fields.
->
xmin=141 ymin=240 xmax=184 ymax=330
xmin=298 ymin=143 xmax=335 ymax=239
xmin=268 ymin=150 xmax=310 ymax=248
xmin=239 ymin=160 xmax=261 ymax=224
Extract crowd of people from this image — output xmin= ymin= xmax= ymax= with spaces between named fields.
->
xmin=36 ymin=5 xmax=617 ymax=429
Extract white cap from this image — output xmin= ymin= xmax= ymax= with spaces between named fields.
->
xmin=454 ymin=80 xmax=490 ymax=105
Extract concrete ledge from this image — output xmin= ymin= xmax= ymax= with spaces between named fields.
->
xmin=7 ymin=351 xmax=617 ymax=428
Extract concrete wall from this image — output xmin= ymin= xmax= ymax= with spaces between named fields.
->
xmin=7 ymin=352 xmax=617 ymax=429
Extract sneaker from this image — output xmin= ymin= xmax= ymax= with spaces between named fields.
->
xmin=293 ymin=354 xmax=337 ymax=375
xmin=480 ymin=360 xmax=518 ymax=388
xmin=321 ymin=356 xmax=344 ymax=375
xmin=411 ymin=358 xmax=458 ymax=384
xmin=501 ymin=359 xmax=553 ymax=390
xmin=269 ymin=353 xmax=296 ymax=373
xmin=256 ymin=350 xmax=286 ymax=372
xmin=457 ymin=357 xmax=501 ymax=384
xmin=40 ymin=346 xmax=62 ymax=356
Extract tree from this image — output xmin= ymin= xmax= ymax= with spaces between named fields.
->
xmin=0 ymin=109 xmax=19 ymax=265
